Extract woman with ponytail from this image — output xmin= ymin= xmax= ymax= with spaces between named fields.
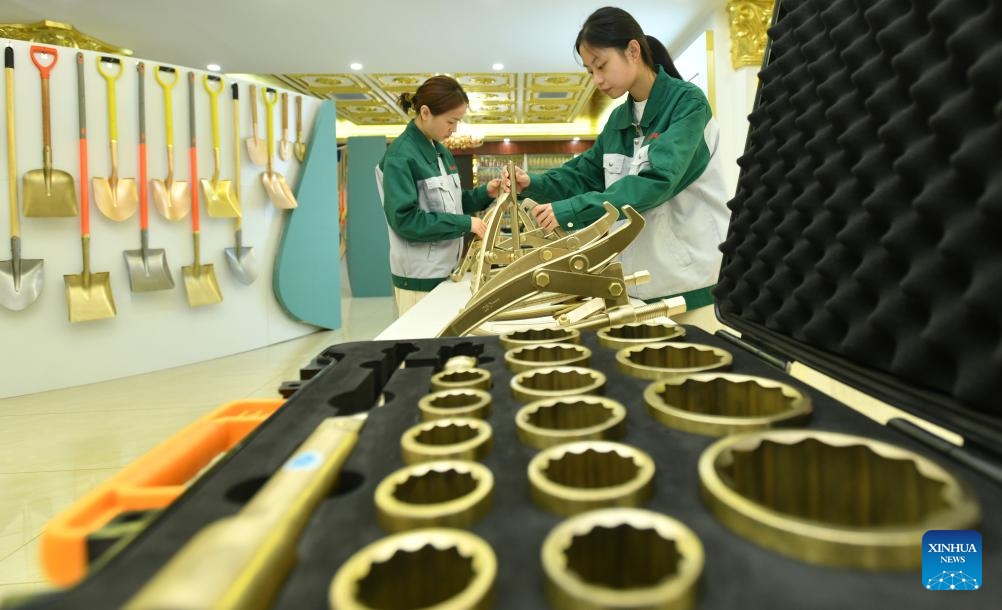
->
xmin=376 ymin=75 xmax=502 ymax=315
xmin=510 ymin=7 xmax=731 ymax=329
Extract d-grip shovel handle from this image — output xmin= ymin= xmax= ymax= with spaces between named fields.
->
xmin=203 ymin=74 xmax=224 ymax=150
xmin=76 ymin=53 xmax=89 ymax=236
xmin=154 ymin=66 xmax=178 ymax=147
xmin=138 ymin=62 xmax=150 ymax=231
xmin=96 ymin=56 xmax=123 ymax=141
xmin=187 ymin=71 xmax=200 ymax=232
xmin=30 ymin=46 xmax=58 ymax=155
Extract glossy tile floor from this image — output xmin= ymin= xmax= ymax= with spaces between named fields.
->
xmin=0 ymin=296 xmax=395 ymax=605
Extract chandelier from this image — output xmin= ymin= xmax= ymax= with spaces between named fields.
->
xmin=444 ymin=132 xmax=484 ymax=150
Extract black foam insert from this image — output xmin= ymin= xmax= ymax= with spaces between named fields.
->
xmin=714 ymin=0 xmax=1002 ymax=450
xmin=22 ymin=330 xmax=1001 ymax=609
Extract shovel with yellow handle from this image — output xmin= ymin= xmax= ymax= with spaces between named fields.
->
xmin=23 ymin=45 xmax=77 ymax=218
xmin=293 ymin=94 xmax=306 ymax=162
xmin=182 ymin=71 xmax=222 ymax=307
xmin=1 ymin=45 xmax=44 ymax=311
xmin=93 ymin=56 xmax=138 ymax=222
xmin=65 ymin=52 xmax=116 ymax=323
xmin=151 ymin=66 xmax=190 ymax=221
xmin=200 ymin=75 xmax=240 ymax=218
xmin=123 ymin=416 xmax=363 ymax=610
xmin=260 ymin=88 xmax=297 ymax=209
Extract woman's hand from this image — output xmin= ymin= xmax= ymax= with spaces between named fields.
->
xmin=501 ymin=165 xmax=531 ymax=194
xmin=470 ymin=216 xmax=487 ymax=239
xmin=532 ymin=203 xmax=559 ymax=231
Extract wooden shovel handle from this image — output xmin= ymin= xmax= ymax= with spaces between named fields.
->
xmin=296 ymin=95 xmax=303 ymax=140
xmin=30 ymin=46 xmax=58 ymax=157
xmin=5 ymin=47 xmax=18 ymax=238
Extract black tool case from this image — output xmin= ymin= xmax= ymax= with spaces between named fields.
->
xmin=18 ymin=0 xmax=1001 ymax=607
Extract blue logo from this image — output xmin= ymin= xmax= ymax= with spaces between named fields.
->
xmin=923 ymin=530 xmax=981 ymax=590
xmin=284 ymin=450 xmax=322 ymax=472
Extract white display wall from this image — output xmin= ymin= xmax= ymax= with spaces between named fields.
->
xmin=0 ymin=40 xmax=323 ymax=398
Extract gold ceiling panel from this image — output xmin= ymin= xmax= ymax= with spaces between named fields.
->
xmin=275 ymin=71 xmax=595 ymax=128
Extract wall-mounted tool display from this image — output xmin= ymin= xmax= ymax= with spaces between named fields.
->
xmin=23 ymin=45 xmax=78 ymax=217
xmin=122 ymin=62 xmax=173 ymax=292
xmin=244 ymin=83 xmax=267 ymax=166
xmin=1 ymin=45 xmax=44 ymax=311
xmin=224 ymin=83 xmax=257 ymax=285
xmin=260 ymin=87 xmax=297 ymax=209
xmin=201 ymin=75 xmax=239 ymax=218
xmin=64 ymin=52 xmax=115 ymax=323
xmin=93 ymin=56 xmax=138 ymax=221
xmin=181 ymin=71 xmax=222 ymax=307
xmin=151 ymin=65 xmax=190 ymax=221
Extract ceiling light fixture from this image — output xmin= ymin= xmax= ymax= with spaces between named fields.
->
xmin=350 ymin=62 xmax=363 ymax=70
xmin=503 ymin=138 xmax=511 ymax=144
xmin=206 ymin=63 xmax=221 ymax=72
xmin=492 ymin=63 xmax=504 ymax=70
xmin=572 ymin=137 xmax=580 ymax=142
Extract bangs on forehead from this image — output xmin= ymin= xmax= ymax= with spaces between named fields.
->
xmin=577 ymin=43 xmax=607 ymax=67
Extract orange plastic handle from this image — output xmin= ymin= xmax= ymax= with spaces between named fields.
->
xmin=29 ymin=45 xmax=58 ymax=78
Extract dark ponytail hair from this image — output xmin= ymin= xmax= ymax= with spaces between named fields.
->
xmin=575 ymin=7 xmax=683 ymax=80
xmin=398 ymin=75 xmax=469 ymax=116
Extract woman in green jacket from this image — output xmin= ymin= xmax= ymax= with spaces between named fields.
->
xmin=376 ymin=76 xmax=501 ymax=315
xmin=513 ymin=7 xmax=732 ymax=330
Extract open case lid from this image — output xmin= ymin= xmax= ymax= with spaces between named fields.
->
xmin=713 ymin=0 xmax=1002 ymax=454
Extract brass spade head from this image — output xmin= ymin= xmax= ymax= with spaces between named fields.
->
xmin=182 ymin=263 xmax=222 ymax=307
xmin=201 ymin=178 xmax=240 ymax=218
xmin=93 ymin=176 xmax=138 ymax=221
xmin=151 ymin=178 xmax=191 ymax=221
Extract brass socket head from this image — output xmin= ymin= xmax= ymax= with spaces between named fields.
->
xmin=644 ymin=373 xmax=812 ymax=436
xmin=616 ymin=342 xmax=733 ymax=380
xmin=597 ymin=321 xmax=686 ymax=350
xmin=505 ymin=343 xmax=592 ymax=373
xmin=516 ymin=396 xmax=626 ymax=449
xmin=375 ymin=460 xmax=494 ymax=532
xmin=542 ymin=508 xmax=704 ymax=610
xmin=401 ymin=417 xmax=493 ymax=464
xmin=499 ymin=327 xmax=582 ymax=350
xmin=419 ymin=389 xmax=492 ymax=421
xmin=430 ymin=367 xmax=492 ymax=392
xmin=528 ymin=441 xmax=655 ymax=516
xmin=699 ymin=429 xmax=982 ymax=570
xmin=510 ymin=366 xmax=606 ymax=404
xmin=329 ymin=528 xmax=496 ymax=610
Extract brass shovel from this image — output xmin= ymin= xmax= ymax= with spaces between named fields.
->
xmin=244 ymin=84 xmax=267 ymax=166
xmin=278 ymin=91 xmax=292 ymax=160
xmin=23 ymin=45 xmax=77 ymax=218
xmin=260 ymin=88 xmax=297 ymax=209
xmin=65 ymin=53 xmax=116 ymax=323
xmin=93 ymin=56 xmax=138 ymax=222
xmin=123 ymin=62 xmax=174 ymax=292
xmin=182 ymin=71 xmax=222 ymax=307
xmin=151 ymin=66 xmax=190 ymax=221
xmin=225 ymin=83 xmax=258 ymax=284
xmin=293 ymin=94 xmax=306 ymax=162
xmin=1 ymin=46 xmax=44 ymax=311
xmin=200 ymin=75 xmax=240 ymax=218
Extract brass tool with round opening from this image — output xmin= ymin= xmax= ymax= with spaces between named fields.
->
xmin=617 ymin=342 xmax=732 ymax=380
xmin=597 ymin=321 xmax=686 ymax=350
xmin=499 ymin=326 xmax=581 ymax=350
xmin=528 ymin=441 xmax=654 ymax=516
xmin=329 ymin=528 xmax=496 ymax=610
xmin=511 ymin=366 xmax=606 ymax=404
xmin=443 ymin=355 xmax=479 ymax=371
xmin=401 ymin=418 xmax=493 ymax=464
xmin=430 ymin=367 xmax=492 ymax=392
xmin=699 ymin=429 xmax=982 ymax=570
xmin=419 ymin=389 xmax=492 ymax=421
xmin=516 ymin=396 xmax=626 ymax=449
xmin=542 ymin=508 xmax=704 ymax=610
xmin=375 ymin=460 xmax=494 ymax=532
xmin=505 ymin=342 xmax=592 ymax=373
xmin=644 ymin=373 xmax=812 ymax=436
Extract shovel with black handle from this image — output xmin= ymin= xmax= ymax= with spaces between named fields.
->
xmin=0 ymin=45 xmax=44 ymax=311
